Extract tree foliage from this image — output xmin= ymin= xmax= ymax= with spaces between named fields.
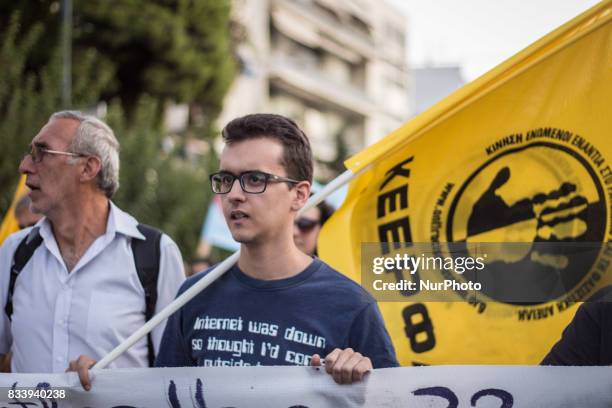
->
xmin=0 ymin=13 xmax=111 ymax=213
xmin=0 ymin=1 xmax=234 ymax=259
xmin=0 ymin=0 xmax=235 ymax=121
xmin=108 ymin=97 xmax=215 ymax=259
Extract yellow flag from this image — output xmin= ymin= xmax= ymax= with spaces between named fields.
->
xmin=0 ymin=175 xmax=28 ymax=245
xmin=319 ymin=2 xmax=612 ymax=365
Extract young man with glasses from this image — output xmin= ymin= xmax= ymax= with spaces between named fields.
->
xmin=155 ymin=113 xmax=398 ymax=384
xmin=0 ymin=111 xmax=185 ymax=376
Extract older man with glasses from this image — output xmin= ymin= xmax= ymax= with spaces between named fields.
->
xmin=0 ymin=111 xmax=185 ymax=375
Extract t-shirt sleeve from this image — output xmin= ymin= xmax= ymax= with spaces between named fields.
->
xmin=155 ymin=284 xmax=195 ymax=367
xmin=348 ymin=302 xmax=399 ymax=368
xmin=541 ymin=303 xmax=602 ymax=365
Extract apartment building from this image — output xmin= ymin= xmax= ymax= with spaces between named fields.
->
xmin=218 ymin=0 xmax=410 ymax=179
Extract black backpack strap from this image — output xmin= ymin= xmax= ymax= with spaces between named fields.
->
xmin=132 ymin=224 xmax=162 ymax=367
xmin=5 ymin=232 xmax=43 ymax=320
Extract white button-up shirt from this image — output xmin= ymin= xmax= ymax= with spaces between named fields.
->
xmin=0 ymin=202 xmax=185 ymax=373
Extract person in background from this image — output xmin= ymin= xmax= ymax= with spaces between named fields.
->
xmin=541 ymin=288 xmax=612 ymax=365
xmin=14 ymin=195 xmax=43 ymax=229
xmin=0 ymin=194 xmax=43 ymax=372
xmin=293 ymin=199 xmax=334 ymax=256
xmin=188 ymin=256 xmax=212 ymax=277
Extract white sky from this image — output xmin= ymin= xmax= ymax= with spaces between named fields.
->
xmin=390 ymin=0 xmax=601 ymax=81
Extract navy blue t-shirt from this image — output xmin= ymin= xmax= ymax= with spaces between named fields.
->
xmin=156 ymin=258 xmax=398 ymax=368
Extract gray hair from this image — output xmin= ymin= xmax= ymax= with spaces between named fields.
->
xmin=50 ymin=110 xmax=120 ymax=198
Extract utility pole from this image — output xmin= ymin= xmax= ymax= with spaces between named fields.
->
xmin=61 ymin=0 xmax=72 ymax=108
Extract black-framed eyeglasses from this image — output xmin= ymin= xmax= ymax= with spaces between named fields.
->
xmin=25 ymin=144 xmax=86 ymax=164
xmin=210 ymin=170 xmax=300 ymax=194
xmin=295 ymin=217 xmax=320 ymax=233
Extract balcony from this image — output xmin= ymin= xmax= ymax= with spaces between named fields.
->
xmin=269 ymin=55 xmax=377 ymax=116
xmin=272 ymin=0 xmax=376 ymax=60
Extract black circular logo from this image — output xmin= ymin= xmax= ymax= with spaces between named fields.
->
xmin=446 ymin=141 xmax=607 ymax=305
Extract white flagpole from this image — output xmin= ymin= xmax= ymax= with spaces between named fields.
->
xmin=94 ymin=168 xmax=361 ymax=369
xmin=300 ymin=169 xmax=356 ymax=212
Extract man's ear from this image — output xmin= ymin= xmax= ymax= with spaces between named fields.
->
xmin=80 ymin=156 xmax=102 ymax=184
xmin=291 ymin=181 xmax=311 ymax=211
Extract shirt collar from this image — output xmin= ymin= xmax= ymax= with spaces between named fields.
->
xmin=108 ymin=201 xmax=145 ymax=240
xmin=34 ymin=201 xmax=145 ymax=243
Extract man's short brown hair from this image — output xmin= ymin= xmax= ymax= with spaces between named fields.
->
xmin=221 ymin=114 xmax=313 ymax=184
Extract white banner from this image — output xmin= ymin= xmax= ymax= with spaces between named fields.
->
xmin=1 ymin=366 xmax=611 ymax=407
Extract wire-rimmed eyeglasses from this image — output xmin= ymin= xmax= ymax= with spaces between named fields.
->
xmin=25 ymin=144 xmax=86 ymax=164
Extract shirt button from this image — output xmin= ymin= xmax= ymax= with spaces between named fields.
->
xmin=56 ymin=357 xmax=62 ymax=362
